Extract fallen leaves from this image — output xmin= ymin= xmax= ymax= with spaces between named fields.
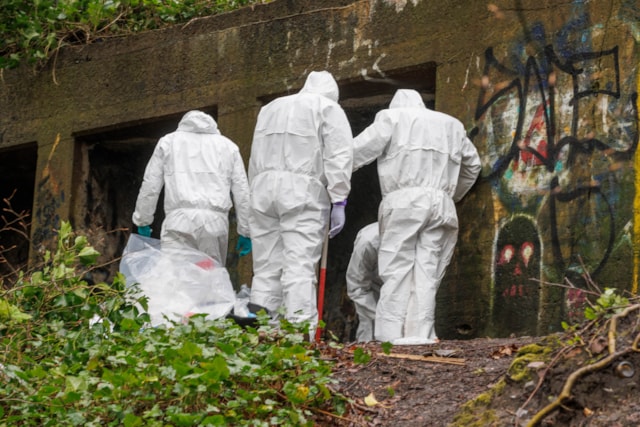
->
xmin=589 ymin=335 xmax=608 ymax=354
xmin=491 ymin=344 xmax=519 ymax=359
xmin=363 ymin=392 xmax=394 ymax=409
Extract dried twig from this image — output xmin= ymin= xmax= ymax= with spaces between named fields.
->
xmin=0 ymin=192 xmax=32 ymax=285
xmin=530 ymin=278 xmax=600 ymax=298
xmin=517 ymin=344 xmax=574 ymax=412
xmin=526 ymin=304 xmax=640 ymax=426
xmin=376 ymin=352 xmax=465 ymax=365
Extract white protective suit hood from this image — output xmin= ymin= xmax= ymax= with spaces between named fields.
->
xmin=389 ymin=89 xmax=426 ymax=109
xmin=177 ymin=110 xmax=220 ymax=134
xmin=299 ymin=71 xmax=340 ymax=103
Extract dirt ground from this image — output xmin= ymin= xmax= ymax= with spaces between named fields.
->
xmin=313 ymin=307 xmax=640 ymax=427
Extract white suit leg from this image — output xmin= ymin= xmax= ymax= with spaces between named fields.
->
xmin=375 ymin=204 xmax=422 ymax=342
xmin=404 ymin=225 xmax=457 ymax=340
xmin=249 ymin=190 xmax=284 ymax=313
xmin=352 ymin=290 xmax=379 ymax=342
xmin=251 ymin=213 xmax=284 ymax=312
xmin=280 ymin=205 xmax=327 ymax=331
xmin=346 ymin=223 xmax=381 ymax=342
xmin=161 ymin=209 xmax=229 ymax=266
xmin=199 ymin=212 xmax=228 ymax=265
xmin=405 ymin=195 xmax=458 ymax=340
xmin=249 ymin=172 xmax=330 ymax=330
xmin=348 ymin=273 xmax=379 ymax=341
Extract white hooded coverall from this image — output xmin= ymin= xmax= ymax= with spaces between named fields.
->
xmin=346 ymin=222 xmax=382 ymax=342
xmin=132 ymin=110 xmax=251 ymax=266
xmin=248 ymin=71 xmax=353 ymax=328
xmin=353 ymin=89 xmax=481 ymax=344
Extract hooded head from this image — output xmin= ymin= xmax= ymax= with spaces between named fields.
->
xmin=177 ymin=110 xmax=220 ymax=134
xmin=299 ymin=71 xmax=340 ymax=102
xmin=389 ymin=89 xmax=426 ymax=109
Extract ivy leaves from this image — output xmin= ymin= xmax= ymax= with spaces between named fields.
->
xmin=1 ymin=222 xmax=347 ymax=425
xmin=1 ymin=0 xmax=262 ymax=70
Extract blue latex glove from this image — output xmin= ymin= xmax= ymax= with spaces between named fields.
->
xmin=236 ymin=235 xmax=252 ymax=256
xmin=137 ymin=225 xmax=152 ymax=237
xmin=329 ymin=200 xmax=347 ymax=238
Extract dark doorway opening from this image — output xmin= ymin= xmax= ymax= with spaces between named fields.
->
xmin=0 ymin=143 xmax=37 ymax=285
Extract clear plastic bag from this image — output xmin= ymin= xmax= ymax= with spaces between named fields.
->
xmin=119 ymin=234 xmax=236 ymax=326
xmin=233 ymin=284 xmax=252 ymax=318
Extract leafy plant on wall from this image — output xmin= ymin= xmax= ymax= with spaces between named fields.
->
xmin=0 ymin=0 xmax=270 ymax=70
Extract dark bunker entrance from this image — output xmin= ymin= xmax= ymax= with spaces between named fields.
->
xmin=0 ymin=142 xmax=37 ymax=284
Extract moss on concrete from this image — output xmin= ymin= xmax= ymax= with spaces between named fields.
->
xmin=450 ymin=338 xmax=561 ymax=426
xmin=449 ymin=379 xmax=505 ymax=427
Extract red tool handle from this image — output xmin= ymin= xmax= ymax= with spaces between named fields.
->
xmin=315 ymin=228 xmax=330 ymax=342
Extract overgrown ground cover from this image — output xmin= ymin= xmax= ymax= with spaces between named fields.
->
xmin=0 ymin=221 xmax=351 ymax=426
xmin=1 ymin=0 xmax=270 ymax=70
xmin=2 ymin=201 xmax=639 ymax=426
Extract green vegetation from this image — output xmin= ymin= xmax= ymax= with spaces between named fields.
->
xmin=584 ymin=287 xmax=630 ymax=320
xmin=0 ymin=221 xmax=348 ymax=426
xmin=1 ymin=0 xmax=269 ymax=70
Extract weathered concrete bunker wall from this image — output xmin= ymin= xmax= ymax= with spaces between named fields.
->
xmin=1 ymin=0 xmax=638 ymax=340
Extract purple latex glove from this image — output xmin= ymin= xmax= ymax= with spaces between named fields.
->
xmin=329 ymin=200 xmax=347 ymax=238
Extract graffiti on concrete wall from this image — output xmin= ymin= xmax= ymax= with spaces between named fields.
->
xmin=492 ymin=215 xmax=541 ymax=336
xmin=470 ymin=7 xmax=639 ymax=333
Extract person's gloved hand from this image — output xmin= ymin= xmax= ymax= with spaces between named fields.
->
xmin=236 ymin=235 xmax=252 ymax=256
xmin=329 ymin=200 xmax=347 ymax=238
xmin=137 ymin=225 xmax=152 ymax=237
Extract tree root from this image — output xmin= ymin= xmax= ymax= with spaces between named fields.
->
xmin=526 ymin=304 xmax=640 ymax=426
xmin=518 ymin=344 xmax=574 ymax=413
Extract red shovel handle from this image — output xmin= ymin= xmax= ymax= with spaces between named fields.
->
xmin=315 ymin=227 xmax=330 ymax=342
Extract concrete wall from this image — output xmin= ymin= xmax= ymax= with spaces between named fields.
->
xmin=0 ymin=0 xmax=638 ymax=340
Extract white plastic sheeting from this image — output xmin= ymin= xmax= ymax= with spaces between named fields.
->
xmin=119 ymin=234 xmax=236 ymax=326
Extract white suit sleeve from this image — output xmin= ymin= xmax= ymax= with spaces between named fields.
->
xmin=321 ymin=104 xmax=353 ymax=203
xmin=230 ymin=149 xmax=251 ymax=237
xmin=132 ymin=140 xmax=166 ymax=226
xmin=247 ymin=109 xmax=263 ymax=185
xmin=453 ymin=136 xmax=481 ymax=202
xmin=353 ymin=112 xmax=393 ymax=172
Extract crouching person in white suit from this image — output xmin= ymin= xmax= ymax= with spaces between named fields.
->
xmin=346 ymin=222 xmax=383 ymax=342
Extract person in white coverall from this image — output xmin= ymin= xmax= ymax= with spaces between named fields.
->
xmin=248 ymin=70 xmax=353 ymax=331
xmin=346 ymin=222 xmax=382 ymax=342
xmin=353 ymin=89 xmax=481 ymax=344
xmin=132 ymin=110 xmax=252 ymax=266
